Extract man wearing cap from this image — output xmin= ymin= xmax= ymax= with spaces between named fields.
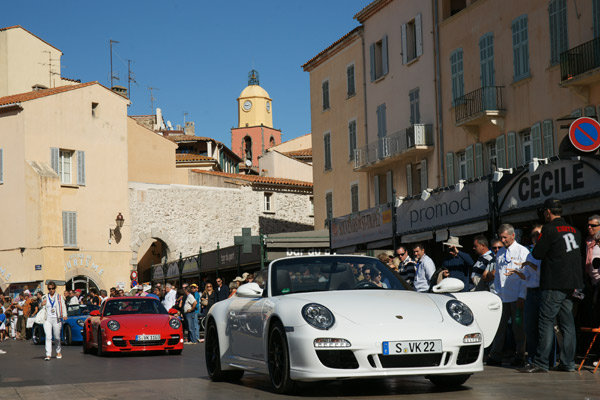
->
xmin=441 ymin=236 xmax=474 ymax=292
xmin=242 ymin=272 xmax=250 ymax=283
xmin=520 ymin=199 xmax=584 ymax=373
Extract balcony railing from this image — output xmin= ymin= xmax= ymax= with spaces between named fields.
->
xmin=560 ymin=36 xmax=600 ymax=82
xmin=454 ymin=86 xmax=504 ymax=124
xmin=354 ymin=124 xmax=433 ymax=169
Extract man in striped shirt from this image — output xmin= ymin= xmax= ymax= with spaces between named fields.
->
xmin=471 ymin=235 xmax=494 ymax=291
xmin=395 ymin=245 xmax=416 ymax=287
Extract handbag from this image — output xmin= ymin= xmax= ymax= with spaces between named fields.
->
xmin=34 ymin=307 xmax=47 ymax=324
xmin=201 ymin=298 xmax=209 ymax=307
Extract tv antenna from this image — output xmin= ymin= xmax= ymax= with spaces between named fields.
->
xmin=40 ymin=50 xmax=60 ymax=88
xmin=148 ymin=86 xmax=159 ymax=113
xmin=127 ymin=59 xmax=137 ymax=100
xmin=110 ymin=39 xmax=120 ymax=88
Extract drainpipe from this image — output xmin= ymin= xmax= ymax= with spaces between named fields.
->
xmin=359 ymin=28 xmax=371 ymax=209
xmin=433 ymin=0 xmax=445 ymax=186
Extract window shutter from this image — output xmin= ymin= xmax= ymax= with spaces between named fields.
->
xmin=51 ymin=147 xmax=59 ymax=173
xmin=415 ymin=13 xmax=423 ymax=57
xmin=543 ymin=120 xmax=555 ymax=157
xmin=571 ymin=109 xmax=582 ymax=117
xmin=446 ymin=152 xmax=455 ymax=185
xmin=496 ymin=135 xmax=506 ymax=168
xmin=347 ymin=65 xmax=355 ymax=96
xmin=77 ymin=150 xmax=86 ymax=186
xmin=70 ymin=212 xmax=77 ymax=247
xmin=386 ymin=170 xmax=393 ymax=204
xmin=406 ymin=164 xmax=413 ymax=196
xmin=401 ymin=24 xmax=408 ymax=64
xmin=420 ymin=158 xmax=428 ymax=191
xmin=382 ymin=35 xmax=389 ymax=76
xmin=531 ymin=123 xmax=542 ymax=158
xmin=507 ymin=132 xmax=517 ymax=168
xmin=475 ymin=143 xmax=483 ymax=177
xmin=465 ymin=145 xmax=474 ymax=180
xmin=374 ymin=175 xmax=380 ymax=205
xmin=62 ymin=211 xmax=68 ymax=246
xmin=381 ymin=104 xmax=387 ymax=137
xmin=595 ymin=0 xmax=600 ymax=38
xmin=584 ymin=106 xmax=596 ymax=117
xmin=0 ymin=148 xmax=3 ymax=184
xmin=370 ymin=44 xmax=376 ymax=82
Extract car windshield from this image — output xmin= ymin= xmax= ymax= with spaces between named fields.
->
xmin=102 ymin=298 xmax=167 ymax=316
xmin=66 ymin=304 xmax=89 ymax=317
xmin=270 ymin=256 xmax=411 ymax=296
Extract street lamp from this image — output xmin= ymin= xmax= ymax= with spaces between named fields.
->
xmin=109 ymin=212 xmax=125 ymax=244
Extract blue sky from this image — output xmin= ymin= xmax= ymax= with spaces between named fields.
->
xmin=2 ymin=0 xmax=368 ymax=146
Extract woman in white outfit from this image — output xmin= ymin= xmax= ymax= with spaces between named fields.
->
xmin=41 ymin=282 xmax=67 ymax=361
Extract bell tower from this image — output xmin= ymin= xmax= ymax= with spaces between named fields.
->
xmin=237 ymin=70 xmax=273 ymax=129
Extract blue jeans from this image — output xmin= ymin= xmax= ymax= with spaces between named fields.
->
xmin=533 ymin=290 xmax=576 ymax=370
xmin=184 ymin=312 xmax=199 ymax=343
xmin=524 ymin=288 xmax=540 ymax=364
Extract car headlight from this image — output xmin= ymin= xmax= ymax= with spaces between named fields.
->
xmin=76 ymin=319 xmax=85 ymax=327
xmin=107 ymin=320 xmax=120 ymax=331
xmin=446 ymin=300 xmax=474 ymax=326
xmin=302 ymin=303 xmax=335 ymax=330
xmin=169 ymin=318 xmax=181 ymax=329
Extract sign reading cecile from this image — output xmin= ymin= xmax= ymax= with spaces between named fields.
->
xmin=331 ymin=204 xmax=393 ymax=249
xmin=498 ymin=158 xmax=600 ymax=213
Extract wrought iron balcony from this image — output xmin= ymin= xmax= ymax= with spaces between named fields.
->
xmin=454 ymin=86 xmax=504 ymax=125
xmin=354 ymin=124 xmax=433 ymax=170
xmin=560 ymin=36 xmax=600 ymax=84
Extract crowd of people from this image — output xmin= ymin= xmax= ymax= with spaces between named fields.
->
xmin=373 ymin=198 xmax=600 ymax=372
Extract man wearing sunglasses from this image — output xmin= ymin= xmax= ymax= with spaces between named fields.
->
xmin=41 ymin=282 xmax=67 ymax=361
xmin=395 ymin=245 xmax=415 ymax=287
xmin=585 ymin=215 xmax=600 ymax=289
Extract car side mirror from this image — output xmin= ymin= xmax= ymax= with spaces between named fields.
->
xmin=432 ymin=277 xmax=465 ymax=293
xmin=236 ymin=282 xmax=263 ymax=297
xmin=90 ymin=310 xmax=101 ymax=316
xmin=168 ymin=308 xmax=179 ymax=315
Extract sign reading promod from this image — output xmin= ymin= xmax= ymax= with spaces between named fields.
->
xmin=396 ymin=180 xmax=489 ymax=234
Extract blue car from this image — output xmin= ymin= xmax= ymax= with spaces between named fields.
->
xmin=32 ymin=304 xmax=94 ymax=345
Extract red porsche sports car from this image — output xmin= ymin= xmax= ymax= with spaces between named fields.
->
xmin=82 ymin=296 xmax=184 ymax=356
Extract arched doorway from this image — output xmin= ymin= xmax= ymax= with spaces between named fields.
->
xmin=137 ymin=239 xmax=167 ymax=283
xmin=66 ymin=275 xmax=99 ymax=293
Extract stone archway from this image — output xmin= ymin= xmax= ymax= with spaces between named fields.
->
xmin=130 ymin=229 xmax=174 ymax=270
xmin=64 ymin=266 xmax=106 ymax=291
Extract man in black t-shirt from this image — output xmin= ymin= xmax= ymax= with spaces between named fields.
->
xmin=519 ymin=199 xmax=584 ymax=373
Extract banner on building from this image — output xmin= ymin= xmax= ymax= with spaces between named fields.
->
xmin=330 ymin=204 xmax=393 ymax=249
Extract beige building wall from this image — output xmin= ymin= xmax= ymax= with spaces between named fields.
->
xmin=268 ymin=133 xmax=312 ymax=153
xmin=0 ymin=83 xmax=132 ymax=291
xmin=439 ymin=0 xmax=599 ymax=183
xmin=304 ymin=28 xmax=368 ymax=229
xmin=127 ymin=118 xmax=187 ymax=185
xmin=357 ymin=0 xmax=438 ymax=203
xmin=259 ymin=151 xmax=313 ymax=182
xmin=0 ymin=26 xmax=63 ymax=96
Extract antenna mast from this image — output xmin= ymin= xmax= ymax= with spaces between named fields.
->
xmin=110 ymin=39 xmax=120 ymax=88
xmin=127 ymin=59 xmax=137 ymax=100
xmin=148 ymin=87 xmax=159 ymax=113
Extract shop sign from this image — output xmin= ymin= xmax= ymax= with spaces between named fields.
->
xmin=35 ymin=265 xmax=42 ymax=271
xmin=220 ymin=248 xmax=237 ymax=266
xmin=64 ymin=254 xmax=104 ymax=276
xmin=498 ymin=158 xmax=600 ymax=213
xmin=331 ymin=204 xmax=393 ymax=249
xmin=0 ymin=266 xmax=11 ymax=282
xmin=285 ymin=248 xmax=332 ymax=256
xmin=166 ymin=263 xmax=180 ymax=278
xmin=153 ymin=265 xmax=164 ymax=280
xmin=396 ymin=180 xmax=489 ymax=234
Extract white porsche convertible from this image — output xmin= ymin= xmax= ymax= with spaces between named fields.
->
xmin=205 ymin=255 xmax=501 ymax=393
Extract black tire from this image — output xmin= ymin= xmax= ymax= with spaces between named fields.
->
xmin=32 ymin=325 xmax=43 ymax=345
xmin=268 ymin=321 xmax=294 ymax=394
xmin=168 ymin=349 xmax=183 ymax=355
xmin=205 ymin=319 xmax=244 ymax=381
xmin=64 ymin=325 xmax=72 ymax=346
xmin=97 ymin=328 xmax=104 ymax=357
xmin=428 ymin=374 xmax=471 ymax=387
xmin=82 ymin=327 xmax=92 ymax=354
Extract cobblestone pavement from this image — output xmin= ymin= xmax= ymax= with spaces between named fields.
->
xmin=0 ymin=338 xmax=598 ymax=399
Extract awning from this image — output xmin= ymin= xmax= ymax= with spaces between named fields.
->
xmin=501 ymin=196 xmax=600 ymax=224
xmin=449 ymin=220 xmax=488 ymax=237
xmin=435 ymin=229 xmax=448 ymax=242
xmin=367 ymin=238 xmax=393 ymax=249
xmin=401 ymin=231 xmax=433 ymax=243
xmin=335 ymin=245 xmax=357 ymax=254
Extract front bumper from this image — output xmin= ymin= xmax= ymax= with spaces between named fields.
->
xmin=101 ymin=331 xmax=184 ymax=352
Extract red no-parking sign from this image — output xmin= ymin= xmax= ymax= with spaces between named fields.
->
xmin=569 ymin=117 xmax=600 ymax=152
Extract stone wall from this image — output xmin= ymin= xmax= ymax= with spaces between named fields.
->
xmin=129 ymin=182 xmax=314 ymax=263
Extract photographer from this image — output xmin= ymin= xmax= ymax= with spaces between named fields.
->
xmin=440 ymin=236 xmax=473 ymax=292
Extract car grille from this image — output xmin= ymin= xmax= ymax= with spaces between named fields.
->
xmin=457 ymin=345 xmax=481 ymax=365
xmin=129 ymin=339 xmax=166 ymax=346
xmin=316 ymin=350 xmax=359 ymax=369
xmin=112 ymin=337 xmax=127 ymax=347
xmin=167 ymin=335 xmax=180 ymax=345
xmin=378 ymin=353 xmax=443 ymax=368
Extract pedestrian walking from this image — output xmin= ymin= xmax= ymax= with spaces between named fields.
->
xmin=41 ymin=282 xmax=67 ymax=361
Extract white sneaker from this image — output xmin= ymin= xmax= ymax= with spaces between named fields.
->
xmin=0 ymin=349 xmax=6 ymax=354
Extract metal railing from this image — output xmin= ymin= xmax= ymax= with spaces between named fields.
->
xmin=560 ymin=36 xmax=600 ymax=82
xmin=454 ymin=86 xmax=504 ymax=124
xmin=354 ymin=124 xmax=433 ymax=169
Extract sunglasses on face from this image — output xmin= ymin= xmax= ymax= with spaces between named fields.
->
xmin=589 ymin=223 xmax=600 ymax=228
xmin=492 ymin=246 xmax=502 ymax=250
xmin=398 ymin=252 xmax=405 ymax=256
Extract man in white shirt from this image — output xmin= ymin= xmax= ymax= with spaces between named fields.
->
xmin=487 ymin=224 xmax=529 ymax=367
xmin=412 ymin=243 xmax=436 ymax=292
xmin=161 ymin=283 xmax=177 ymax=310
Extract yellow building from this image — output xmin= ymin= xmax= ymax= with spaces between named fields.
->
xmin=237 ymin=70 xmax=273 ymax=129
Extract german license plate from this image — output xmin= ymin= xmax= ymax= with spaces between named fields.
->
xmin=382 ymin=340 xmax=442 ymax=355
xmin=136 ymin=334 xmax=160 ymax=341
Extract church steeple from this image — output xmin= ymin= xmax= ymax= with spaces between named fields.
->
xmin=237 ymin=70 xmax=273 ymax=128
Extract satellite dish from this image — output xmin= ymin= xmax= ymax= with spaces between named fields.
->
xmin=167 ymin=120 xmax=173 ymax=129
xmin=245 ymin=159 xmax=252 ymax=167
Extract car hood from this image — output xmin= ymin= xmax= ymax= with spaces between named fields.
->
xmin=287 ymin=290 xmax=444 ymax=325
xmin=104 ymin=314 xmax=172 ymax=330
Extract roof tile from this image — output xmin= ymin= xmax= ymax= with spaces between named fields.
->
xmin=191 ymin=170 xmax=312 ymax=188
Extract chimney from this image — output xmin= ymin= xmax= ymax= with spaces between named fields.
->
xmin=111 ymin=85 xmax=128 ymax=98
